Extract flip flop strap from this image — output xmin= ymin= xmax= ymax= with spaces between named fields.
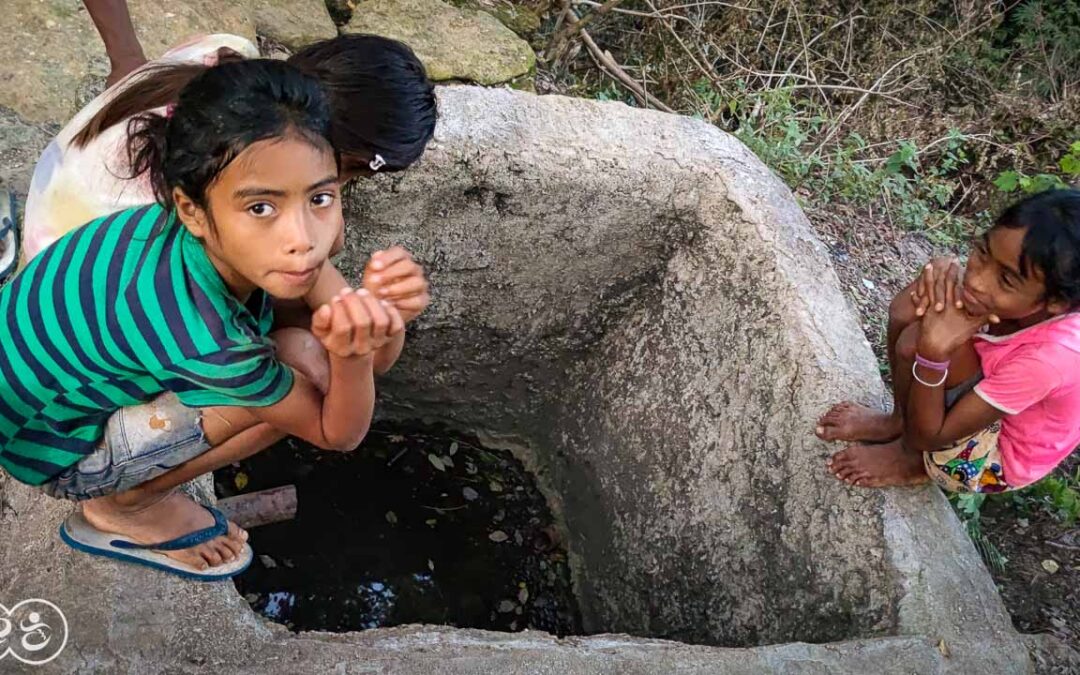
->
xmin=110 ymin=506 xmax=228 ymax=551
xmin=0 ymin=192 xmax=15 ymax=241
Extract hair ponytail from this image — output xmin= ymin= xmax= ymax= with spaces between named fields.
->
xmin=71 ymin=63 xmax=209 ymax=149
xmin=124 ymin=111 xmax=172 ymax=207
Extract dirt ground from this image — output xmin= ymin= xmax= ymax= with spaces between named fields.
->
xmin=983 ymin=456 xmax=1080 ymax=651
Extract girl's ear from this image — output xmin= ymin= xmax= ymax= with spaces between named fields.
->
xmin=1046 ymin=296 xmax=1070 ymax=316
xmin=173 ymin=187 xmax=210 ymax=239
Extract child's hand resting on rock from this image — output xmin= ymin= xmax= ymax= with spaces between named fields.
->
xmin=311 ymin=287 xmax=405 ymax=359
xmin=362 ymin=246 xmax=431 ymax=324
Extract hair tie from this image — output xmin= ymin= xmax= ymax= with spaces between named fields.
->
xmin=369 ymin=154 xmax=386 ymax=172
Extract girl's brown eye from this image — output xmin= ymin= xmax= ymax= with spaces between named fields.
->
xmin=248 ymin=202 xmax=274 ymax=217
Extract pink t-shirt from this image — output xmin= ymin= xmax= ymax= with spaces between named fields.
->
xmin=973 ymin=313 xmax=1080 ymax=487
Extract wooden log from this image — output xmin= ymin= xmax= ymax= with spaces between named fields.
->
xmin=216 ymin=485 xmax=297 ymax=529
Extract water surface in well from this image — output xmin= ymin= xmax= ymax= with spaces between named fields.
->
xmin=213 ymin=423 xmax=581 ymax=635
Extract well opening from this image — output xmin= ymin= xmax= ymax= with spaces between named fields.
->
xmin=321 ymin=87 xmax=905 ymax=648
xmin=214 ymin=423 xmax=582 ymax=635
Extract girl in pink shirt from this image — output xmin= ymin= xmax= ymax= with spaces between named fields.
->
xmin=818 ymin=188 xmax=1080 ymax=492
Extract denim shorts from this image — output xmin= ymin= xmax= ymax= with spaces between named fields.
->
xmin=38 ymin=392 xmax=211 ymax=501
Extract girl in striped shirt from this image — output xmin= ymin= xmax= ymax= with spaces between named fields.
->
xmin=0 ymin=58 xmax=427 ymax=580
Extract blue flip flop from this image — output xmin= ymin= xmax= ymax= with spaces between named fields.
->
xmin=0 ymin=190 xmax=20 ymax=284
xmin=59 ymin=504 xmax=253 ymax=581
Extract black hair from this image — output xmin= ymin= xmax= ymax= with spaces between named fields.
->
xmin=287 ymin=34 xmax=437 ymax=171
xmin=125 ymin=59 xmax=332 ymax=209
xmin=995 ymin=188 xmax=1080 ymax=309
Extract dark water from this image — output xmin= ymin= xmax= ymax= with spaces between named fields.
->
xmin=213 ymin=423 xmax=581 ymax=635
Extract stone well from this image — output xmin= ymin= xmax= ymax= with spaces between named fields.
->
xmin=0 ymin=87 xmax=1030 ymax=673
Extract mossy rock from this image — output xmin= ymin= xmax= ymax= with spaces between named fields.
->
xmin=345 ymin=0 xmax=536 ymax=85
xmin=0 ymin=0 xmax=254 ymax=125
xmin=450 ymin=0 xmax=542 ymax=38
xmin=254 ymin=0 xmax=338 ymax=51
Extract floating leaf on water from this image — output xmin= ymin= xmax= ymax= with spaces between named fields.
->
xmin=426 ymin=518 xmax=438 ymax=527
xmin=1042 ymin=559 xmax=1060 ymax=574
xmin=497 ymin=600 xmax=516 ymax=613
xmin=489 ymin=530 xmax=509 ymax=542
xmin=514 ymin=530 xmax=524 ymax=546
xmin=465 ymin=462 xmax=478 ymax=475
xmin=428 ymin=454 xmax=446 ymax=471
xmin=449 ymin=441 xmax=459 ymax=456
xmin=388 ymin=434 xmax=406 ymax=443
xmin=259 ymin=554 xmax=277 ymax=569
xmin=489 ymin=481 xmax=504 ymax=492
xmin=463 ymin=487 xmax=480 ymax=501
xmin=517 ymin=587 xmax=529 ymax=604
xmin=385 ymin=511 xmax=398 ymax=525
xmin=428 ymin=559 xmax=435 ymax=571
xmin=509 ymin=621 xmax=518 ymax=631
xmin=234 ymin=472 xmax=249 ymax=490
xmin=441 ymin=455 xmax=454 ymax=468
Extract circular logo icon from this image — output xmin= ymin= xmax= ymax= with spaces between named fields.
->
xmin=0 ymin=599 xmax=69 ymax=665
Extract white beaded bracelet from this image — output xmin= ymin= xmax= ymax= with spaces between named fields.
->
xmin=912 ymin=361 xmax=948 ymax=387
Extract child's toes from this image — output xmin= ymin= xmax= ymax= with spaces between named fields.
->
xmin=199 ymin=543 xmax=224 ymax=567
xmin=227 ymin=521 xmax=248 ymax=543
xmin=173 ymin=547 xmax=210 ymax=571
xmin=818 ymin=425 xmax=841 ymax=441
xmin=220 ymin=534 xmax=246 ymax=559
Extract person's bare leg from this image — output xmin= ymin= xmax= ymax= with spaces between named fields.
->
xmin=79 ymin=412 xmax=283 ymax=571
xmin=80 ymin=329 xmax=329 ymax=571
xmin=817 ymin=283 xmax=919 ymax=442
xmin=828 ymin=324 xmax=981 ymax=488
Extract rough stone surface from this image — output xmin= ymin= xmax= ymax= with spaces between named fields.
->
xmin=0 ymin=87 xmax=1033 ymax=672
xmin=254 ymin=0 xmax=338 ymax=51
xmin=0 ymin=0 xmax=254 ymax=125
xmin=450 ymin=0 xmax=542 ymax=38
xmin=345 ymin=0 xmax=535 ymax=84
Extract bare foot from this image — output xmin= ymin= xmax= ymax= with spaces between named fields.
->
xmin=82 ymin=491 xmax=248 ymax=571
xmin=826 ymin=439 xmax=929 ymax=488
xmin=816 ymin=401 xmax=902 ymax=443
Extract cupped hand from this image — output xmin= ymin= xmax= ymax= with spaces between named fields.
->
xmin=311 ymin=287 xmax=405 ymax=358
xmin=362 ymin=246 xmax=431 ymax=324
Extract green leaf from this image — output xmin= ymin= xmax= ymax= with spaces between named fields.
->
xmin=1060 ymin=153 xmax=1080 ymax=176
xmin=993 ymin=171 xmax=1020 ymax=192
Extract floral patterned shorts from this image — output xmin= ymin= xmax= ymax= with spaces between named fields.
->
xmin=923 ymin=421 xmax=1013 ymax=494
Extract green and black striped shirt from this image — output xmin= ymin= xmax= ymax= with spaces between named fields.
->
xmin=0 ymin=204 xmax=294 ymax=485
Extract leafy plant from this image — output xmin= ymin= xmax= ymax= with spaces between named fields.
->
xmin=1006 ymin=465 xmax=1080 ymax=525
xmin=951 ymin=492 xmax=1008 ymax=573
xmin=1006 ymin=1 xmax=1080 ymax=102
xmin=719 ymin=83 xmax=973 ymax=242
xmin=994 ymin=141 xmax=1080 ymax=195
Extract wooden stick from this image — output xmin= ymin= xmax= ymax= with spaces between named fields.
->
xmin=217 ymin=485 xmax=297 ymax=529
